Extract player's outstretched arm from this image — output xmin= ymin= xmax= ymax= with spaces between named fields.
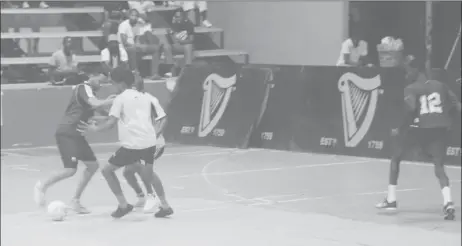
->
xmin=87 ymin=95 xmax=116 ymax=109
xmin=77 ymin=116 xmax=117 ymax=134
xmin=447 ymin=89 xmax=461 ymax=112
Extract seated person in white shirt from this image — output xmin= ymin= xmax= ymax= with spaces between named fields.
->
xmin=336 ymin=30 xmax=368 ymax=67
xmin=118 ymin=8 xmax=172 ymax=79
xmin=101 ymin=34 xmax=129 ymax=74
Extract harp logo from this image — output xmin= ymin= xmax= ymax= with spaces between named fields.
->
xmin=198 ymin=73 xmax=237 ymax=137
xmin=338 ymin=72 xmax=382 ymax=147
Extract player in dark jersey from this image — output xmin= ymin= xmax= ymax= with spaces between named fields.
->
xmin=34 ymin=74 xmax=115 ymax=213
xmin=376 ymin=56 xmax=461 ymax=220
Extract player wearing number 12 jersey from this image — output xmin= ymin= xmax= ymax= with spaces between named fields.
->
xmin=376 ymin=56 xmax=461 ymax=220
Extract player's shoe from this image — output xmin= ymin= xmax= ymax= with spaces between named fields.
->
xmin=111 ymin=204 xmax=134 ymax=218
xmin=69 ymin=199 xmax=91 ymax=214
xmin=154 ymin=206 xmax=174 ymax=218
xmin=443 ymin=202 xmax=455 ymax=220
xmin=135 ymin=195 xmax=146 ymax=208
xmin=34 ymin=181 xmax=46 ymax=207
xmin=375 ymin=198 xmax=397 ymax=210
xmin=143 ymin=194 xmax=159 ymax=213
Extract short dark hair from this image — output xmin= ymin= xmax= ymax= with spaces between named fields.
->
xmin=110 ymin=66 xmax=134 ymax=87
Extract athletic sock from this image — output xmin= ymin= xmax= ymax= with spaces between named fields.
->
xmin=387 ymin=185 xmax=397 ymax=202
xmin=442 ymin=186 xmax=452 ymax=205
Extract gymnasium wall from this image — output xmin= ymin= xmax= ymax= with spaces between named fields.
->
xmin=208 ymin=2 xmax=348 ymax=66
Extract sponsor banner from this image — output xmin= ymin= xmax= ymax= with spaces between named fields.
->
xmin=292 ymin=67 xmax=404 ymax=159
xmin=255 ymin=66 xmax=460 ymax=165
xmin=164 ymin=63 xmax=269 ymax=148
xmin=250 ymin=66 xmax=305 ymax=150
xmin=1 ymin=83 xmax=171 ymax=149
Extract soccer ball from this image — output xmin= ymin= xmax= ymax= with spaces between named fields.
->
xmin=47 ymin=201 xmax=67 ymax=221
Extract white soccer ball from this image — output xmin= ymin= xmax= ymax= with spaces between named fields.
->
xmin=47 ymin=201 xmax=67 ymax=221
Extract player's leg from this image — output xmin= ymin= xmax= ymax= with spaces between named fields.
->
xmin=425 ymin=128 xmax=455 ymax=220
xmin=103 ymin=147 xmax=135 ymax=218
xmin=34 ymin=134 xmax=79 ymax=207
xmin=141 ymin=146 xmax=173 ymax=217
xmin=123 ymin=162 xmax=148 ymax=207
xmin=376 ymin=129 xmax=413 ymax=209
xmin=69 ymin=138 xmax=99 ymax=214
xmin=141 ymin=146 xmax=166 ymax=213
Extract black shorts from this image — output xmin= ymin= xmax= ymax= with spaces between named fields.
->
xmin=154 ymin=146 xmax=165 ymax=161
xmin=55 ymin=133 xmax=97 ymax=169
xmin=392 ymin=127 xmax=449 ymax=162
xmin=109 ymin=146 xmax=157 ymax=167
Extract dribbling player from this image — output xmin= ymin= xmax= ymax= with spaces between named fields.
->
xmin=34 ymin=74 xmax=115 ymax=213
xmin=78 ymin=67 xmax=173 ymax=218
xmin=376 ymin=56 xmax=461 ymax=220
xmin=120 ymin=74 xmax=168 ymax=213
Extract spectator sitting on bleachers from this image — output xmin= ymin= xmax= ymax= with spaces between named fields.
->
xmin=164 ymin=8 xmax=194 ymax=76
xmin=128 ymin=0 xmax=156 ymax=19
xmin=49 ymin=37 xmax=86 ymax=85
xmin=118 ymin=8 xmax=172 ymax=79
xmin=101 ymin=34 xmax=129 ymax=74
xmin=336 ymin=29 xmax=368 ymax=67
xmin=22 ymin=1 xmax=49 ymax=8
xmin=181 ymin=1 xmax=212 ymax=27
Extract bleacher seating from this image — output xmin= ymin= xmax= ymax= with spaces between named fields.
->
xmin=0 ymin=4 xmax=249 ymax=83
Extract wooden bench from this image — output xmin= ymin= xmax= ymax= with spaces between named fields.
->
xmin=1 ymin=49 xmax=249 ymax=66
xmin=1 ymin=27 xmax=226 ymax=48
xmin=0 ymin=7 xmax=105 ymax=14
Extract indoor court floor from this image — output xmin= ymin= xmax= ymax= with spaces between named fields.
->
xmin=1 ymin=143 xmax=461 ymax=246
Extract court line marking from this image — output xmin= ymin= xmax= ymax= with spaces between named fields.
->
xmin=257 ymin=188 xmax=423 ymax=204
xmin=180 ymin=160 xmax=370 ymax=178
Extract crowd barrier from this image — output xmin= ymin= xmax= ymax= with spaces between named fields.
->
xmin=0 ymin=82 xmax=171 ymax=149
xmin=165 ymin=64 xmax=461 ymax=165
xmin=1 ymin=64 xmax=460 ymax=166
xmin=164 ymin=63 xmax=272 ymax=148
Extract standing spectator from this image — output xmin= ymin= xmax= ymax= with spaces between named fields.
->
xmin=336 ymin=30 xmax=369 ymax=67
xmin=118 ymin=9 xmax=171 ymax=79
xmin=182 ymin=1 xmax=212 ymax=27
xmin=164 ymin=8 xmax=194 ymax=76
xmin=49 ymin=37 xmax=86 ymax=85
xmin=101 ymin=34 xmax=129 ymax=74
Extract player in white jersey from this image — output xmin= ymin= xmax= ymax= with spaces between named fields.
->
xmin=120 ymin=74 xmax=169 ymax=213
xmin=78 ymin=67 xmax=173 ymax=218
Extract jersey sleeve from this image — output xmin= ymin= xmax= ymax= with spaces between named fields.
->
xmin=77 ymin=84 xmax=95 ymax=106
xmin=403 ymin=85 xmax=418 ymax=112
xmin=109 ymin=95 xmax=123 ymax=119
xmin=120 ymin=46 xmax=129 ymax=62
xmin=147 ymin=94 xmax=166 ymax=120
xmin=340 ymin=39 xmax=351 ymax=55
xmin=101 ymin=49 xmax=110 ymax=62
xmin=49 ymin=52 xmax=59 ymax=67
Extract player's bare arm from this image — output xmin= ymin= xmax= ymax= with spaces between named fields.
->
xmin=77 ymin=116 xmax=117 ymax=134
xmin=447 ymin=89 xmax=461 ymax=112
xmin=155 ymin=116 xmax=167 ymax=137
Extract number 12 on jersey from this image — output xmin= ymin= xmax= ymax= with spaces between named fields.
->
xmin=420 ymin=92 xmax=442 ymax=115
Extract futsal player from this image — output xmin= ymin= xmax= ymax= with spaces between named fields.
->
xmin=34 ymin=73 xmax=115 ymax=214
xmin=120 ymin=74 xmax=168 ymax=213
xmin=78 ymin=67 xmax=173 ymax=218
xmin=376 ymin=56 xmax=461 ymax=220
